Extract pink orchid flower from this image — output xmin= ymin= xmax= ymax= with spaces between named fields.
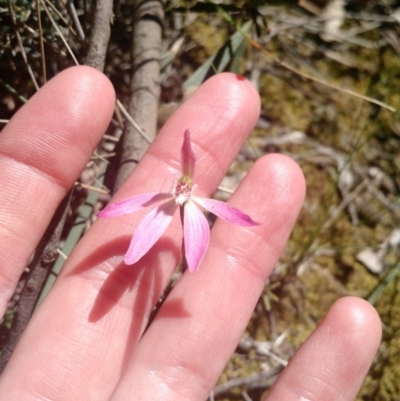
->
xmin=98 ymin=130 xmax=259 ymax=273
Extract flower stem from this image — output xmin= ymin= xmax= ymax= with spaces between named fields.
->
xmin=180 ymin=205 xmax=188 ymax=274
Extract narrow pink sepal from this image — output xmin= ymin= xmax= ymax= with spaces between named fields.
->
xmin=183 ymin=201 xmax=210 ymax=273
xmin=193 ymin=197 xmax=259 ymax=226
xmin=181 ymin=129 xmax=196 ymax=177
xmin=124 ymin=200 xmax=177 ymax=265
xmin=97 ymin=192 xmax=171 ymax=218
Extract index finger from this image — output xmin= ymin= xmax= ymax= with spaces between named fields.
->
xmin=0 ymin=66 xmax=115 ymax=317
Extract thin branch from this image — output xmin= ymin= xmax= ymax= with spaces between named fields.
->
xmin=35 ymin=0 xmax=46 ymax=84
xmin=116 ymin=99 xmax=152 ymax=143
xmin=0 ymin=191 xmax=72 ymax=372
xmin=217 ymin=185 xmax=234 ymax=194
xmin=56 ymin=248 xmax=68 ymax=260
xmin=212 ymin=367 xmax=283 ymax=397
xmin=74 ymin=182 xmax=110 ymax=194
xmin=113 ymin=0 xmax=164 ymax=191
xmin=84 ymin=0 xmax=114 ymax=71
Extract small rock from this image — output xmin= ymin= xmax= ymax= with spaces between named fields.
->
xmin=356 ymin=247 xmax=383 ymax=274
xmin=389 ymin=228 xmax=400 ymax=247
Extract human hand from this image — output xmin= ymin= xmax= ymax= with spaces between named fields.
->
xmin=0 ymin=66 xmax=381 ymax=400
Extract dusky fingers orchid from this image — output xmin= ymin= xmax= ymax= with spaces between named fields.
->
xmin=98 ymin=129 xmax=259 ymax=273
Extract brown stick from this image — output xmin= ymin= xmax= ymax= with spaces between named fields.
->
xmin=113 ymin=0 xmax=164 ymax=191
xmin=0 ymin=192 xmax=72 ymax=372
xmin=85 ymin=0 xmax=114 ymax=71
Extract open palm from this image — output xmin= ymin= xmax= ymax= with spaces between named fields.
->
xmin=0 ymin=67 xmax=381 ymax=400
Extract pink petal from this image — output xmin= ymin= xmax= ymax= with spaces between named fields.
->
xmin=193 ymin=196 xmax=259 ymax=226
xmin=97 ymin=192 xmax=171 ymax=218
xmin=124 ymin=200 xmax=177 ymax=265
xmin=183 ymin=200 xmax=210 ymax=273
xmin=181 ymin=129 xmax=196 ymax=177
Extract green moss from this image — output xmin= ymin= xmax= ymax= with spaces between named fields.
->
xmin=184 ymin=15 xmax=228 ymax=63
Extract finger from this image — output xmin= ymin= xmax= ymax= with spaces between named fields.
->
xmin=0 ymin=73 xmax=261 ymax=401
xmin=107 ymin=154 xmax=306 ymax=401
xmin=0 ymin=66 xmax=115 ymax=317
xmin=264 ymin=297 xmax=381 ymax=401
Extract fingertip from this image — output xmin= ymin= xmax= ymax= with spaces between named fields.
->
xmin=329 ymin=296 xmax=382 ymax=347
xmin=53 ymin=66 xmax=115 ymax=93
xmin=2 ymin=66 xmax=116 ymax=186
xmin=265 ymin=296 xmax=381 ymax=401
xmin=43 ymin=66 xmax=116 ymax=123
xmin=203 ymin=72 xmax=261 ymax=118
xmin=252 ymin=153 xmax=306 ymax=210
xmin=55 ymin=65 xmax=116 ymax=103
xmin=173 ymin=72 xmax=261 ymax=144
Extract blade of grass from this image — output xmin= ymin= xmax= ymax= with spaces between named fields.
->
xmin=183 ymin=21 xmax=252 ymax=89
xmin=367 ymin=260 xmax=400 ymax=306
xmin=0 ymin=78 xmax=28 ymax=103
xmin=36 ymin=165 xmax=107 ymax=307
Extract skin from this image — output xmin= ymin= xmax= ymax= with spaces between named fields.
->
xmin=0 ymin=66 xmax=381 ymax=401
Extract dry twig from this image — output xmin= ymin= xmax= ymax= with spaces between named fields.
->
xmin=0 ymin=193 xmax=72 ymax=372
xmin=84 ymin=0 xmax=114 ymax=70
xmin=113 ymin=0 xmax=164 ymax=191
xmin=212 ymin=367 xmax=283 ymax=397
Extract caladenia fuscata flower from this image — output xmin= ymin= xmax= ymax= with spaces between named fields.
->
xmin=98 ymin=129 xmax=259 ymax=273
